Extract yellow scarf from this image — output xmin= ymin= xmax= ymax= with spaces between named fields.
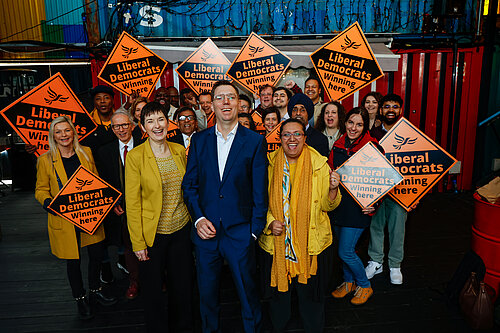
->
xmin=269 ymin=146 xmax=317 ymax=292
xmin=90 ymin=108 xmax=113 ymax=129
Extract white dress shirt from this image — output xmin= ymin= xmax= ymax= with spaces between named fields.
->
xmin=215 ymin=123 xmax=238 ymax=181
xmin=119 ymin=137 xmax=134 ymax=165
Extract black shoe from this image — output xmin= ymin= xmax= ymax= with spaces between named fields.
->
xmin=75 ymin=295 xmax=94 ymax=320
xmin=100 ymin=262 xmax=115 ymax=284
xmin=90 ymin=288 xmax=118 ymax=306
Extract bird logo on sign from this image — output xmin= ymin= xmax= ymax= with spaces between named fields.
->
xmin=360 ymin=152 xmax=378 ymax=165
xmin=341 ymin=35 xmax=361 ymax=51
xmin=393 ymin=134 xmax=417 ymax=150
xmin=121 ymin=45 xmax=138 ymax=59
xmin=201 ymin=50 xmax=216 ymax=62
xmin=75 ymin=178 xmax=93 ymax=191
xmin=248 ymin=45 xmax=264 ymax=57
xmin=44 ymin=87 xmax=69 ymax=105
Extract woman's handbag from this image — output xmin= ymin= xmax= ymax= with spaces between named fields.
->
xmin=459 ymin=272 xmax=495 ymax=330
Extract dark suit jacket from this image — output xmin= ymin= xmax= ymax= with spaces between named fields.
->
xmin=306 ymin=126 xmax=330 ymax=157
xmin=168 ymin=132 xmax=185 ymax=147
xmin=182 ymin=125 xmax=268 ymax=250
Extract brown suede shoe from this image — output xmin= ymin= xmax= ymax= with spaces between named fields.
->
xmin=350 ymin=286 xmax=373 ymax=305
xmin=331 ymin=282 xmax=356 ymax=299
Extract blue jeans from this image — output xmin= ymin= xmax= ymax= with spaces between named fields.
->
xmin=334 ymin=226 xmax=370 ymax=288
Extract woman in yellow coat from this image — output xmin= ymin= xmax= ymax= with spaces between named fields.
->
xmin=35 ymin=116 xmax=115 ymax=320
xmin=125 ymin=101 xmax=193 ymax=333
xmin=259 ymin=118 xmax=341 ymax=333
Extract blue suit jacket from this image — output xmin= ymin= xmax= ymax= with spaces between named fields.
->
xmin=182 ymin=125 xmax=268 ymax=250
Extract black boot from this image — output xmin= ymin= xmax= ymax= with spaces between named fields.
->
xmin=100 ymin=262 xmax=115 ymax=284
xmin=90 ymin=287 xmax=118 ymax=306
xmin=75 ymin=294 xmax=94 ymax=320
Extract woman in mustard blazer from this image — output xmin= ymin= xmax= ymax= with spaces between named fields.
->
xmin=125 ymin=101 xmax=193 ymax=333
xmin=35 ymin=116 xmax=116 ymax=320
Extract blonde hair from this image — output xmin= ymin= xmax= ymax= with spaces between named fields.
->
xmin=47 ymin=116 xmax=90 ymax=162
xmin=130 ymin=96 xmax=149 ymax=123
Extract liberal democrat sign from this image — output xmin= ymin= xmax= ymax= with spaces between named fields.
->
xmin=98 ymin=31 xmax=167 ymax=98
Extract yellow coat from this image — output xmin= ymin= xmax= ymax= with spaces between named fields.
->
xmin=125 ymin=139 xmax=187 ymax=252
xmin=35 ymin=146 xmax=105 ymax=259
xmin=258 ymin=147 xmax=341 ymax=255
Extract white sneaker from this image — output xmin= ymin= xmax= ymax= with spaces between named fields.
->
xmin=390 ymin=268 xmax=403 ymax=285
xmin=365 ymin=261 xmax=383 ymax=279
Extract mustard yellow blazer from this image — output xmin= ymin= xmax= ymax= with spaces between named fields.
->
xmin=125 ymin=139 xmax=188 ymax=252
xmin=35 ymin=146 xmax=105 ymax=259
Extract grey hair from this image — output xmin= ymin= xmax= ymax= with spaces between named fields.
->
xmin=111 ymin=110 xmax=134 ymax=124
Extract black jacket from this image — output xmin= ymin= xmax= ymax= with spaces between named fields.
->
xmin=306 ymin=126 xmax=330 ymax=157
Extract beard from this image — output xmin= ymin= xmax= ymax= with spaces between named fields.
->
xmin=382 ymin=112 xmax=399 ymax=125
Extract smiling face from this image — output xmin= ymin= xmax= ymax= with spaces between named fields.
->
xmin=238 ymin=117 xmax=251 ymax=129
xmin=305 ymin=79 xmax=320 ymax=103
xmin=93 ymin=92 xmax=114 ymax=116
xmin=213 ymin=84 xmax=239 ymax=125
xmin=291 ymin=103 xmax=309 ymax=126
xmin=199 ymin=94 xmax=212 ymax=115
xmin=259 ymin=86 xmax=273 ymax=108
xmin=364 ymin=95 xmax=379 ymax=116
xmin=238 ymin=99 xmax=251 ymax=114
xmin=324 ymin=104 xmax=339 ymax=129
xmin=346 ymin=114 xmax=364 ymax=141
xmin=54 ymin=121 xmax=74 ymax=149
xmin=178 ymin=109 xmax=197 ymax=136
xmin=111 ymin=113 xmax=133 ymax=143
xmin=281 ymin=121 xmax=306 ymax=162
xmin=272 ymin=89 xmax=289 ymax=109
xmin=134 ymin=102 xmax=146 ymax=123
xmin=155 ymin=87 xmax=170 ymax=106
xmin=380 ymin=100 xmax=402 ymax=125
xmin=142 ymin=111 xmax=168 ymax=143
xmin=264 ymin=113 xmax=279 ymax=133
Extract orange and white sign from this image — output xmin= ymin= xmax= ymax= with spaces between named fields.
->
xmin=176 ymin=38 xmax=232 ymax=95
xmin=48 ymin=166 xmax=122 ymax=234
xmin=227 ymin=32 xmax=292 ymax=94
xmin=98 ymin=31 xmax=167 ymax=98
xmin=206 ymin=112 xmax=216 ymax=128
xmin=379 ymin=117 xmax=457 ymax=211
xmin=251 ymin=111 xmax=266 ymax=134
xmin=265 ymin=121 xmax=283 ymax=153
xmin=0 ymin=73 xmax=97 ymax=156
xmin=336 ymin=142 xmax=404 ymax=208
xmin=310 ymin=22 xmax=384 ymax=101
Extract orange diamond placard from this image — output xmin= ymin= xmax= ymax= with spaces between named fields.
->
xmin=379 ymin=117 xmax=457 ymax=211
xmin=336 ymin=142 xmax=404 ymax=208
xmin=98 ymin=31 xmax=167 ymax=98
xmin=176 ymin=38 xmax=232 ymax=95
xmin=310 ymin=22 xmax=384 ymax=101
xmin=48 ymin=166 xmax=122 ymax=234
xmin=0 ymin=73 xmax=97 ymax=156
xmin=265 ymin=121 xmax=283 ymax=153
xmin=227 ymin=32 xmax=292 ymax=94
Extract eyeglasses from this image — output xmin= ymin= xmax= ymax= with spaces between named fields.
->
xmin=112 ymin=123 xmax=131 ymax=130
xmin=383 ymin=104 xmax=401 ymax=109
xmin=281 ymin=132 xmax=305 ymax=139
xmin=178 ymin=115 xmax=195 ymax=121
xmin=213 ymin=93 xmax=237 ymax=101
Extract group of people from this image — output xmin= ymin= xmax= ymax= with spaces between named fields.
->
xmin=35 ymin=77 xmax=411 ymax=332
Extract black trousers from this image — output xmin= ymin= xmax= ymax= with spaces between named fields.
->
xmin=66 ymin=229 xmax=104 ymax=298
xmin=269 ymin=278 xmax=325 ymax=333
xmin=139 ymin=223 xmax=194 ymax=333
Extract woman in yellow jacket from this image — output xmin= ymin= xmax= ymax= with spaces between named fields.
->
xmin=35 ymin=116 xmax=116 ymax=320
xmin=125 ymin=101 xmax=193 ymax=333
xmin=259 ymin=119 xmax=341 ymax=333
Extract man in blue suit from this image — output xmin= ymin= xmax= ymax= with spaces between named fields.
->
xmin=182 ymin=81 xmax=268 ymax=333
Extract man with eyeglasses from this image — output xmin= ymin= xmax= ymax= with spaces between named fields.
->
xmin=95 ymin=110 xmax=143 ymax=301
xmin=183 ymin=80 xmax=267 ymax=333
xmin=288 ymin=93 xmax=330 ymax=157
xmin=365 ymin=93 xmax=409 ymax=285
xmin=169 ymin=107 xmax=198 ymax=149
